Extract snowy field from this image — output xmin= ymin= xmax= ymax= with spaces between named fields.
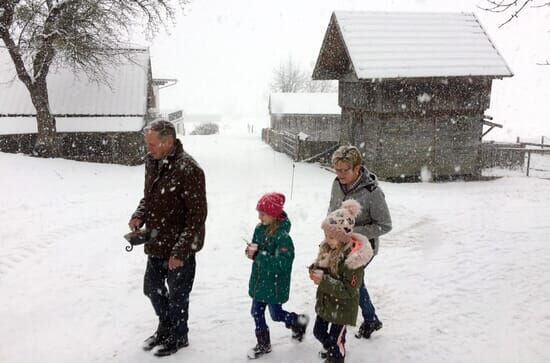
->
xmin=1 ymin=126 xmax=550 ymax=363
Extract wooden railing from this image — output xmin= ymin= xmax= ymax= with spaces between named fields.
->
xmin=262 ymin=128 xmax=338 ymax=163
xmin=280 ymin=130 xmax=299 ymax=160
xmin=494 ymin=148 xmax=550 ymax=177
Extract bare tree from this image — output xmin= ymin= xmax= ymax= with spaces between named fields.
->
xmin=479 ymin=0 xmax=550 ymax=64
xmin=270 ymin=56 xmax=307 ymax=93
xmin=0 ymin=0 xmax=186 ymax=156
xmin=271 ymin=55 xmax=337 ymax=93
xmin=303 ymin=78 xmax=337 ymax=93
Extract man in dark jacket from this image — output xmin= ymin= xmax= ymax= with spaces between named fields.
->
xmin=128 ymin=120 xmax=207 ymax=357
xmin=328 ymin=145 xmax=392 ymax=341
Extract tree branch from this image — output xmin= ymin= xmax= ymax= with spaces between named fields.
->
xmin=499 ymin=0 xmax=532 ymax=27
xmin=1 ymin=0 xmax=33 ymax=87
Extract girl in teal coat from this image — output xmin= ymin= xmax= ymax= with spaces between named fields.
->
xmin=245 ymin=192 xmax=309 ymax=359
xmin=309 ymin=199 xmax=373 ymax=363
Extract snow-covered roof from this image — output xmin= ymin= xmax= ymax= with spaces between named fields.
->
xmin=269 ymin=93 xmax=340 ymax=115
xmin=313 ymin=11 xmax=513 ymax=80
xmin=0 ymin=117 xmax=145 ymax=134
xmin=0 ymin=48 xmax=150 ymax=117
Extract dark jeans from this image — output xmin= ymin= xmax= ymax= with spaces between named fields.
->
xmin=359 ymin=259 xmax=379 ymax=323
xmin=313 ymin=315 xmax=347 ymax=360
xmin=143 ymin=255 xmax=196 ymax=340
xmin=250 ymin=300 xmax=297 ymax=332
xmin=359 ymin=279 xmax=379 ymax=323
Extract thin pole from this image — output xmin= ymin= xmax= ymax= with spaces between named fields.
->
xmin=290 ymin=163 xmax=296 ymax=200
xmin=526 ymin=150 xmax=531 ymax=177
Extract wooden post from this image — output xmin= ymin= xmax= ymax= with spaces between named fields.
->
xmin=526 ymin=150 xmax=531 ymax=177
xmin=516 ymin=136 xmax=520 ymax=144
xmin=542 ymin=136 xmax=545 ymax=149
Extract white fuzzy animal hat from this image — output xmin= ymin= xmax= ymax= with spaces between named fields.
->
xmin=321 ymin=199 xmax=362 ymax=243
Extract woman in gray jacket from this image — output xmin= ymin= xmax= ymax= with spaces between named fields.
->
xmin=328 ymin=145 xmax=392 ymax=339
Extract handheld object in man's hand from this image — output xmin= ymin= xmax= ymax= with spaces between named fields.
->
xmin=123 ymin=229 xmax=151 ymax=252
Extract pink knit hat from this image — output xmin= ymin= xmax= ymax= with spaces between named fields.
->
xmin=256 ymin=192 xmax=286 ymax=220
xmin=321 ymin=199 xmax=362 ymax=243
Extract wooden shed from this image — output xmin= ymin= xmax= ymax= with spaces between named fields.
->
xmin=269 ymin=92 xmax=340 ymax=141
xmin=312 ymin=11 xmax=513 ymax=179
xmin=0 ymin=47 xmax=163 ymax=165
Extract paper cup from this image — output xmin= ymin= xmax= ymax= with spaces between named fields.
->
xmin=247 ymin=243 xmax=258 ymax=258
xmin=313 ymin=269 xmax=324 ymax=278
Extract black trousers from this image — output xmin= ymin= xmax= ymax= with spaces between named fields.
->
xmin=313 ymin=315 xmax=347 ymax=360
xmin=143 ymin=255 xmax=196 ymax=339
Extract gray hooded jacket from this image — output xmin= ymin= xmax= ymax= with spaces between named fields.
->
xmin=328 ymin=167 xmax=392 ymax=255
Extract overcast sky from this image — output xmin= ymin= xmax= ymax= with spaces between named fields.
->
xmin=142 ymin=0 xmax=550 ymax=140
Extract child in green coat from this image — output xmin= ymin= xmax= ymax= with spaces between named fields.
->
xmin=309 ymin=199 xmax=374 ymax=363
xmin=245 ymin=192 xmax=309 ymax=359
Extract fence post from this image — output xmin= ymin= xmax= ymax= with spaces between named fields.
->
xmin=526 ymin=150 xmax=531 ymax=177
xmin=516 ymin=136 xmax=520 ymax=144
xmin=542 ymin=136 xmax=545 ymax=149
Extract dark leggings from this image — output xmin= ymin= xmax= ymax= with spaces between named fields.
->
xmin=313 ymin=315 xmax=347 ymax=360
xmin=250 ymin=299 xmax=297 ymax=332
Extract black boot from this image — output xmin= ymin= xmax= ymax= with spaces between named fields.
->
xmin=324 ymin=357 xmax=345 ymax=363
xmin=291 ymin=314 xmax=309 ymax=342
xmin=247 ymin=329 xmax=271 ymax=359
xmin=153 ymin=335 xmax=189 ymax=357
xmin=142 ymin=323 xmax=170 ymax=351
xmin=355 ymin=320 xmax=383 ymax=339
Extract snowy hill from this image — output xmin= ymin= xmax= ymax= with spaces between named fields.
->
xmin=1 ymin=126 xmax=549 ymax=363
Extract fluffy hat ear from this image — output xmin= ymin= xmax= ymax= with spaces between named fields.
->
xmin=321 ymin=198 xmax=362 ymax=243
xmin=340 ymin=199 xmax=361 ymax=219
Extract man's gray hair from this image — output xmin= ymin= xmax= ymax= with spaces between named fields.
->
xmin=144 ymin=119 xmax=176 ymax=140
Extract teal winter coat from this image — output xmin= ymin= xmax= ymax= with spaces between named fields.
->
xmin=248 ymin=213 xmax=295 ymax=304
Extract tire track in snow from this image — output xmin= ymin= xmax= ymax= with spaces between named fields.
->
xmin=0 ymin=211 xmax=121 ymax=281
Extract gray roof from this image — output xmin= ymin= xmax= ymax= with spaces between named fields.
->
xmin=0 ymin=48 xmax=150 ymax=116
xmin=313 ymin=11 xmax=513 ymax=80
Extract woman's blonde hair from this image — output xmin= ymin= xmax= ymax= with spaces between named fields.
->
xmin=331 ymin=145 xmax=363 ymax=168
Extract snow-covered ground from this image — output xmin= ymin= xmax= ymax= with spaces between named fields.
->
xmin=1 ymin=125 xmax=550 ymax=363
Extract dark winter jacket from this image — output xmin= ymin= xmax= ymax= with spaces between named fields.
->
xmin=132 ymin=139 xmax=207 ymax=260
xmin=314 ymin=233 xmax=372 ymax=326
xmin=248 ymin=213 xmax=294 ymax=304
xmin=328 ymin=167 xmax=392 ymax=255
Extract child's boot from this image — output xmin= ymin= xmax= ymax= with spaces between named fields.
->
xmin=247 ymin=329 xmax=271 ymax=359
xmin=291 ymin=314 xmax=309 ymax=342
xmin=324 ymin=357 xmax=345 ymax=363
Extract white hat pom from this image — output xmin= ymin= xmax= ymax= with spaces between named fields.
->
xmin=340 ymin=199 xmax=361 ymax=219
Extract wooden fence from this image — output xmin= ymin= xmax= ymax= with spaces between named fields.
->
xmin=482 ymin=138 xmax=550 ymax=177
xmin=262 ymin=128 xmax=338 ymax=163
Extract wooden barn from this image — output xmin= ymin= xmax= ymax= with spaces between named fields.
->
xmin=312 ymin=11 xmax=513 ymax=179
xmin=0 ymin=47 xmax=166 ymax=165
xmin=269 ymin=92 xmax=340 ymax=141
